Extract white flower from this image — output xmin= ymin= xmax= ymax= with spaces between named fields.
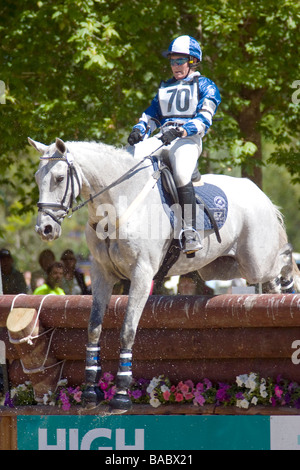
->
xmin=236 ymin=374 xmax=248 ymax=387
xmin=251 ymin=396 xmax=258 ymax=405
xmin=147 ymin=376 xmax=160 ymax=394
xmin=161 ymin=385 xmax=170 ymax=393
xmin=150 ymin=397 xmax=161 ymax=408
xmin=245 ymin=373 xmax=258 ymax=392
xmin=17 ymin=384 xmax=27 ymax=392
xmin=260 ymin=383 xmax=268 ymax=398
xmin=236 ymin=399 xmax=249 ymax=409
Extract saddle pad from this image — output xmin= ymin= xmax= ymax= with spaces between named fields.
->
xmin=153 ymin=159 xmax=228 ymax=231
xmin=194 ymin=182 xmax=228 ymax=230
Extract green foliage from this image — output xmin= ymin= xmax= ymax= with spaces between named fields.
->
xmin=0 ymin=0 xmax=299 ymax=259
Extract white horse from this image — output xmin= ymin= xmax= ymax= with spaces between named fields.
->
xmin=29 ymin=136 xmax=296 ymax=410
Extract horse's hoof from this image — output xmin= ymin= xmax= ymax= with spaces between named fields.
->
xmin=109 ymin=393 xmax=132 ymax=411
xmin=82 ymin=386 xmax=104 ymax=409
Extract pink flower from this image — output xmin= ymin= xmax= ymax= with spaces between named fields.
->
xmin=175 ymin=392 xmax=184 ymax=402
xmin=73 ymin=388 xmax=82 ymax=403
xmin=275 ymin=385 xmax=283 ymax=399
xmin=99 ymin=381 xmax=108 ymax=391
xmin=163 ymin=390 xmax=171 ymax=401
xmin=178 ymin=382 xmax=189 ymax=395
xmin=103 ymin=372 xmax=114 ymax=383
xmin=184 ymin=392 xmax=194 ymax=401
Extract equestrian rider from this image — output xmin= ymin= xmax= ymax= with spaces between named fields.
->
xmin=127 ymin=35 xmax=221 ymax=255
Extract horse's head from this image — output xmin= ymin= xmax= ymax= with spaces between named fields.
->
xmin=29 ymin=137 xmax=81 ymax=241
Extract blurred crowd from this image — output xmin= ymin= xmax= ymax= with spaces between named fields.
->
xmin=0 ymin=247 xmax=216 ymax=297
xmin=0 ymin=248 xmax=91 ymax=296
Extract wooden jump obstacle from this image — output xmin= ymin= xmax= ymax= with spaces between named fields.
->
xmin=1 ymin=293 xmax=300 ymax=400
xmin=2 ymin=293 xmax=300 ymax=450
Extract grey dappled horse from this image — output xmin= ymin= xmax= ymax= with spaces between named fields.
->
xmin=30 ymin=136 xmax=297 ymax=411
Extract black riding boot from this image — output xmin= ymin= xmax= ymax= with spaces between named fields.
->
xmin=177 ymin=182 xmax=203 ymax=254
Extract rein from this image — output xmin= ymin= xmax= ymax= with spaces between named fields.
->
xmin=37 ymin=143 xmax=165 ymax=223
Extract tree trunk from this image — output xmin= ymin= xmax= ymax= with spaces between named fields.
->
xmin=237 ymin=88 xmax=265 ymax=189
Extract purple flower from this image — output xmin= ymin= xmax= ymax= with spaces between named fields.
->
xmin=294 ymin=398 xmax=300 ymax=409
xmin=193 ymin=391 xmax=205 ymax=406
xmin=4 ymin=392 xmax=14 ymax=408
xmin=204 ymin=378 xmax=212 ymax=390
xmin=270 ymin=397 xmax=277 ymax=407
xmin=216 ymin=383 xmax=231 ymax=402
xmin=104 ymin=386 xmax=116 ymax=401
xmin=131 ymin=389 xmax=142 ymax=399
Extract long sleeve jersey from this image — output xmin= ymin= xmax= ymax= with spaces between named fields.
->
xmin=133 ymin=71 xmax=221 ymax=138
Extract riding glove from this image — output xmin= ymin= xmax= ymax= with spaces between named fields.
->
xmin=128 ymin=129 xmax=143 ymax=146
xmin=159 ymin=127 xmax=184 ymax=145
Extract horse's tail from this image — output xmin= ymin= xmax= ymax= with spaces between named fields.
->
xmin=272 ymin=204 xmax=300 ymax=293
xmin=292 ymin=258 xmax=300 ymax=292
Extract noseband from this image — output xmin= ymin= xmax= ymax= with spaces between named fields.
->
xmin=37 ymin=152 xmax=81 ymax=224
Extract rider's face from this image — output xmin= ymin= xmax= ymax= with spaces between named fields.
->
xmin=170 ymin=54 xmax=191 ymax=80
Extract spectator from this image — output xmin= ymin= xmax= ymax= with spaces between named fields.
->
xmin=0 ymin=248 xmax=27 ymax=294
xmin=31 ymin=249 xmax=55 ymax=292
xmin=60 ymin=249 xmax=91 ymax=295
xmin=33 ymin=261 xmax=65 ymax=295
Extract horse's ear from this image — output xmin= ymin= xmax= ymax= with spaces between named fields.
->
xmin=55 ymin=138 xmax=67 ymax=155
xmin=28 ymin=137 xmax=48 ymax=154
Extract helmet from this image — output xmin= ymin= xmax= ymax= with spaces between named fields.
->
xmin=165 ymin=35 xmax=202 ymax=62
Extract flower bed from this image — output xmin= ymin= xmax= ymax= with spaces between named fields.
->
xmin=2 ymin=372 xmax=300 ymax=411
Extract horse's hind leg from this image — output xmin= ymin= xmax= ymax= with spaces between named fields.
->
xmin=260 ymin=243 xmax=295 ymax=294
xmin=279 ymin=243 xmax=296 ymax=293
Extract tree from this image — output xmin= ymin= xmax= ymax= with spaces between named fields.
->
xmin=0 ymin=0 xmax=299 ymax=217
xmin=197 ymin=0 xmax=300 ymax=188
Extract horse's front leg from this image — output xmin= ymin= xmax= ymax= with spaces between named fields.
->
xmin=82 ymin=269 xmax=114 ymax=408
xmin=110 ymin=269 xmax=153 ymax=411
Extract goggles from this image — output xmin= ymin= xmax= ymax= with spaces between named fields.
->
xmin=170 ymin=57 xmax=190 ymax=66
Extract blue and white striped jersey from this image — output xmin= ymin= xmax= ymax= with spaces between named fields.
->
xmin=133 ymin=72 xmax=221 ymax=137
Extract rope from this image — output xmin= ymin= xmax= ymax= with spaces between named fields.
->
xmin=8 ymin=293 xmax=66 ymax=374
xmin=8 ymin=293 xmax=55 ymax=345
xmin=19 ymin=326 xmax=63 ymax=374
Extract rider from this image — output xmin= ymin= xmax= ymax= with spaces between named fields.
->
xmin=127 ymin=35 xmax=221 ymax=254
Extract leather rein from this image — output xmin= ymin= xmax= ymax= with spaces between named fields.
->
xmin=37 ymin=146 xmax=162 ymax=224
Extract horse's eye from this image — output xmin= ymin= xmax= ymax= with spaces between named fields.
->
xmin=56 ymin=176 xmax=64 ymax=183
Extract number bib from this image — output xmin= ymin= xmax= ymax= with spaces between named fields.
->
xmin=158 ymin=77 xmax=199 ymax=119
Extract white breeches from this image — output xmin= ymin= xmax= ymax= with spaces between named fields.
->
xmin=130 ymin=134 xmax=202 ymax=188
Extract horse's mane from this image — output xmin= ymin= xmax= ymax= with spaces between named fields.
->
xmin=67 ymin=140 xmax=132 ymax=160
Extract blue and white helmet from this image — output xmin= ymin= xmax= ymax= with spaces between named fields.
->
xmin=166 ymin=35 xmax=202 ymax=62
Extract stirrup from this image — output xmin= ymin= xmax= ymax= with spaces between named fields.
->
xmin=179 ymin=228 xmax=203 ymax=254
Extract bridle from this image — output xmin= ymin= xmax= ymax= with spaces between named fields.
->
xmin=37 ymin=145 xmax=161 ymax=225
xmin=37 ymin=151 xmax=81 ymax=224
